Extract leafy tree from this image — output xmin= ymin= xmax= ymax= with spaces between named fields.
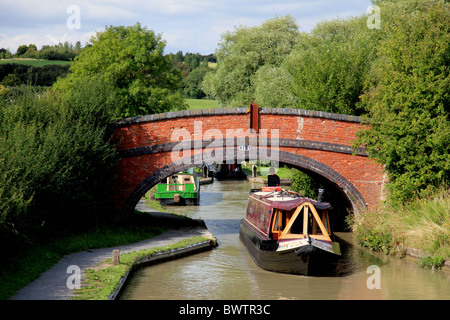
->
xmin=22 ymin=44 xmax=38 ymax=58
xmin=182 ymin=65 xmax=210 ymax=99
xmin=0 ymin=48 xmax=12 ymax=59
xmin=252 ymin=65 xmax=297 ymax=108
xmin=284 ymin=16 xmax=379 ymax=115
xmin=355 ymin=0 xmax=450 ymax=205
xmin=202 ymin=15 xmax=299 ymax=107
xmin=16 ymin=44 xmax=28 ymax=56
xmin=0 ymin=80 xmax=118 ymax=247
xmin=37 ymin=45 xmax=76 ymax=61
xmin=290 ymin=169 xmax=322 ymax=199
xmin=54 ymin=23 xmax=187 ymax=117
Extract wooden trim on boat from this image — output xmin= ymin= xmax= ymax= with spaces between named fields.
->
xmin=280 ymin=205 xmax=302 ymax=239
xmin=276 ymin=202 xmax=332 ymax=242
xmin=309 ymin=204 xmax=332 ymax=242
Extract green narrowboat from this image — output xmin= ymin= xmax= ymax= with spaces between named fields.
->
xmin=154 ymin=172 xmax=200 ymax=205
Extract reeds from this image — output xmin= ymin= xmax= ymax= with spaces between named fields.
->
xmin=348 ymin=186 xmax=449 ymax=269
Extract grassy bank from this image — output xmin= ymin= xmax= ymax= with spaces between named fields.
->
xmin=73 ymin=235 xmax=211 ymax=300
xmin=186 ymin=98 xmax=218 ymax=110
xmin=348 ymin=188 xmax=450 ymax=269
xmin=0 ymin=211 xmax=170 ymax=300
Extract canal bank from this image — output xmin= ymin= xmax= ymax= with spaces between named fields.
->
xmin=11 ymin=201 xmax=216 ymax=300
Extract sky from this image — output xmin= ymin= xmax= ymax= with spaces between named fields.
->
xmin=0 ymin=0 xmax=374 ymax=55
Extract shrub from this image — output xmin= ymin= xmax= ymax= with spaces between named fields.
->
xmin=0 ymin=81 xmax=118 ymax=254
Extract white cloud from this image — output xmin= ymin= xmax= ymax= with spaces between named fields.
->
xmin=83 ymin=3 xmax=138 ymax=22
xmin=0 ymin=0 xmax=373 ymax=54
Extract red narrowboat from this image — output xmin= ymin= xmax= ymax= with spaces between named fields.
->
xmin=239 ymin=188 xmax=341 ymax=276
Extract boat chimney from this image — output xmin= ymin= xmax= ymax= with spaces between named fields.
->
xmin=317 ymin=189 xmax=324 ymax=202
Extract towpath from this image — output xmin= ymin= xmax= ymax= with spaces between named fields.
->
xmin=11 ymin=201 xmax=214 ymax=300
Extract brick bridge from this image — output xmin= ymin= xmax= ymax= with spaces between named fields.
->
xmin=111 ymin=103 xmax=386 ymax=220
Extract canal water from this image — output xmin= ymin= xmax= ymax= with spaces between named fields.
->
xmin=121 ymin=180 xmax=449 ymax=300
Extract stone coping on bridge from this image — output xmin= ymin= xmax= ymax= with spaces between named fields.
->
xmin=115 ymin=107 xmax=365 ymax=126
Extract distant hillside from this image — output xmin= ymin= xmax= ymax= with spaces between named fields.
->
xmin=0 ymin=59 xmax=72 ymax=67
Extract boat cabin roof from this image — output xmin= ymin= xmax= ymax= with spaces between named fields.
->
xmin=251 ymin=190 xmax=332 ymax=211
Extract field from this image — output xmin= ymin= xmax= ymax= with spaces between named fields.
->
xmin=186 ymin=98 xmax=218 ymax=110
xmin=0 ymin=59 xmax=72 ymax=67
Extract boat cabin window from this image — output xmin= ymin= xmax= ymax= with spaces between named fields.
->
xmin=166 ymin=175 xmax=194 ymax=191
xmin=272 ymin=204 xmax=332 ymax=241
xmin=272 ymin=209 xmax=305 ymax=239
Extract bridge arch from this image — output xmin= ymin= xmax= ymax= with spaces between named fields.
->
xmin=112 ymin=105 xmax=386 ymax=221
xmin=118 ymin=148 xmax=366 ymax=221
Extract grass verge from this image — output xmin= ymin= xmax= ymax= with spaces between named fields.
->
xmin=186 ymin=98 xmax=218 ymax=110
xmin=72 ymin=235 xmax=211 ymax=300
xmin=0 ymin=211 xmax=169 ymax=300
xmin=347 ymin=187 xmax=449 ymax=270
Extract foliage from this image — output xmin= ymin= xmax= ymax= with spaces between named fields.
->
xmin=54 ymin=23 xmax=187 ymax=117
xmin=37 ymin=43 xmax=80 ymax=61
xmin=290 ymin=168 xmax=322 ymax=199
xmin=348 ymin=186 xmax=450 ymax=262
xmin=202 ymin=15 xmax=299 ymax=107
xmin=285 ymin=16 xmax=380 ymax=115
xmin=418 ymin=255 xmax=446 ymax=270
xmin=170 ymin=51 xmax=215 ymax=70
xmin=182 ymin=65 xmax=210 ymax=99
xmin=11 ymin=43 xmax=80 ymax=61
xmin=0 ymin=63 xmax=70 ymax=87
xmin=0 ymin=82 xmax=119 ymax=256
xmin=0 ymin=48 xmax=13 ymax=59
xmin=355 ymin=0 xmax=450 ymax=205
xmin=252 ymin=65 xmax=297 ymax=108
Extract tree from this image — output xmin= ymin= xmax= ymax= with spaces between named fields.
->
xmin=202 ymin=15 xmax=299 ymax=107
xmin=252 ymin=65 xmax=297 ymax=108
xmin=16 ymin=44 xmax=28 ymax=56
xmin=0 ymin=48 xmax=12 ymax=59
xmin=53 ymin=23 xmax=186 ymax=117
xmin=284 ymin=16 xmax=379 ymax=115
xmin=355 ymin=0 xmax=450 ymax=205
xmin=182 ymin=65 xmax=210 ymax=99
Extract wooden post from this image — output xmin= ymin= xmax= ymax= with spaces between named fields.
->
xmin=112 ymin=249 xmax=120 ymax=265
xmin=249 ymin=101 xmax=259 ymax=133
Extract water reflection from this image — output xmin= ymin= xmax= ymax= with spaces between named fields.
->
xmin=121 ymin=180 xmax=449 ymax=300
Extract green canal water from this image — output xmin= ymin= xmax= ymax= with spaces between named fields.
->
xmin=120 ymin=180 xmax=449 ymax=300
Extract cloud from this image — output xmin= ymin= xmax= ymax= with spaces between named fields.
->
xmin=83 ymin=3 xmax=138 ymax=23
xmin=0 ymin=0 xmax=373 ymax=54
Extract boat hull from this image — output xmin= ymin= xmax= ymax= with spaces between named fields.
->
xmin=239 ymin=219 xmax=340 ymax=276
xmin=156 ymin=196 xmax=199 ymax=206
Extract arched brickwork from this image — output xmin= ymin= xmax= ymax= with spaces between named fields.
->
xmin=118 ymin=148 xmax=367 ymax=220
xmin=112 ymin=105 xmax=386 ymax=220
